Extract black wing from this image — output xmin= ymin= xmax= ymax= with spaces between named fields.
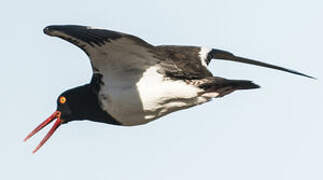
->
xmin=44 ymin=25 xmax=159 ymax=77
xmin=154 ymin=45 xmax=213 ymax=79
xmin=208 ymin=49 xmax=315 ymax=79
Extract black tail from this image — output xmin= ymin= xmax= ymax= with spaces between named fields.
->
xmin=199 ymin=77 xmax=260 ymax=97
xmin=208 ymin=49 xmax=315 ymax=79
xmin=224 ymin=79 xmax=260 ymax=90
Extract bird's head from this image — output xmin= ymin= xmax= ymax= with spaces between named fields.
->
xmin=55 ymin=86 xmax=95 ymax=122
xmin=24 ymin=74 xmax=119 ymax=153
xmin=24 ymin=84 xmax=101 ymax=153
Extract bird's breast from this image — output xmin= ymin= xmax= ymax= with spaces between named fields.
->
xmin=98 ymin=66 xmax=210 ymax=126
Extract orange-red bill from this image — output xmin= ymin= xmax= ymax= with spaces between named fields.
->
xmin=24 ymin=111 xmax=62 ymax=153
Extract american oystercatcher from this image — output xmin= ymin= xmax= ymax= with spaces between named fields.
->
xmin=24 ymin=25 xmax=314 ymax=153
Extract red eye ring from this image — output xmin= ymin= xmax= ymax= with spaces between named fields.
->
xmin=59 ymin=96 xmax=66 ymax=104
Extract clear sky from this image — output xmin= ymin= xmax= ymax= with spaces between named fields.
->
xmin=1 ymin=0 xmax=322 ymax=179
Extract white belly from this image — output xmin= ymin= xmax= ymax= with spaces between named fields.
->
xmin=98 ymin=66 xmax=211 ymax=126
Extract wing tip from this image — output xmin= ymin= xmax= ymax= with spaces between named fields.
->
xmin=210 ymin=49 xmax=316 ymax=80
xmin=287 ymin=69 xmax=316 ymax=80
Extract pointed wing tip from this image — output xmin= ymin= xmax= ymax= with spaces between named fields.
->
xmin=306 ymin=75 xmax=317 ymax=80
xmin=292 ymin=71 xmax=316 ymax=80
xmin=306 ymin=76 xmax=316 ymax=80
xmin=210 ymin=49 xmax=316 ymax=80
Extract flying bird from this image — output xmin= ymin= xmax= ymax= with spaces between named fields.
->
xmin=24 ymin=25 xmax=314 ymax=153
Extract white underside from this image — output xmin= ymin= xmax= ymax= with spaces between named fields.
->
xmin=99 ymin=66 xmax=217 ymax=126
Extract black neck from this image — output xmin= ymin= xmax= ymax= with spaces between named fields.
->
xmin=62 ymin=74 xmax=121 ymax=125
xmin=85 ymin=73 xmax=121 ymax=125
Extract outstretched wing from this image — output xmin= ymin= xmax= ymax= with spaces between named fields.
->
xmin=44 ymin=25 xmax=161 ymax=81
xmin=44 ymin=25 xmax=314 ymax=81
xmin=44 ymin=25 xmax=216 ymax=83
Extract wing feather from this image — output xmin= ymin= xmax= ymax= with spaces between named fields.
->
xmin=44 ymin=25 xmax=159 ymax=77
xmin=44 ymin=25 xmax=213 ymax=81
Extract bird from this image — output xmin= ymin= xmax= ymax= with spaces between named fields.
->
xmin=24 ymin=25 xmax=314 ymax=153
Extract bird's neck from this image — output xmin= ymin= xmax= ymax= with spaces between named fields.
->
xmin=75 ymin=74 xmax=121 ymax=125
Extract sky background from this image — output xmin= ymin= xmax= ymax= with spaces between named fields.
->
xmin=1 ymin=0 xmax=322 ymax=180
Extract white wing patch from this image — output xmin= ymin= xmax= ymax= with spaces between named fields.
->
xmin=199 ymin=47 xmax=212 ymax=67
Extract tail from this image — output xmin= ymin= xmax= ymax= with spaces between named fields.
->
xmin=199 ymin=77 xmax=260 ymax=97
xmin=222 ymin=79 xmax=260 ymax=90
xmin=207 ymin=49 xmax=315 ymax=79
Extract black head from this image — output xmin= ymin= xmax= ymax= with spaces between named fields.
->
xmin=56 ymin=84 xmax=99 ymax=123
xmin=24 ymin=74 xmax=120 ymax=153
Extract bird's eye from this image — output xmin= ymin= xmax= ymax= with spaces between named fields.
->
xmin=59 ymin=96 xmax=67 ymax=104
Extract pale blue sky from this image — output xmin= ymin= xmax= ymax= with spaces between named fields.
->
xmin=1 ymin=0 xmax=322 ymax=180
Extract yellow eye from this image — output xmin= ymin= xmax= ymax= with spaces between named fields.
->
xmin=59 ymin=96 xmax=66 ymax=104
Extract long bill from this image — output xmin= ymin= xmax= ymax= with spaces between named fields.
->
xmin=210 ymin=49 xmax=316 ymax=79
xmin=24 ymin=111 xmax=62 ymax=153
